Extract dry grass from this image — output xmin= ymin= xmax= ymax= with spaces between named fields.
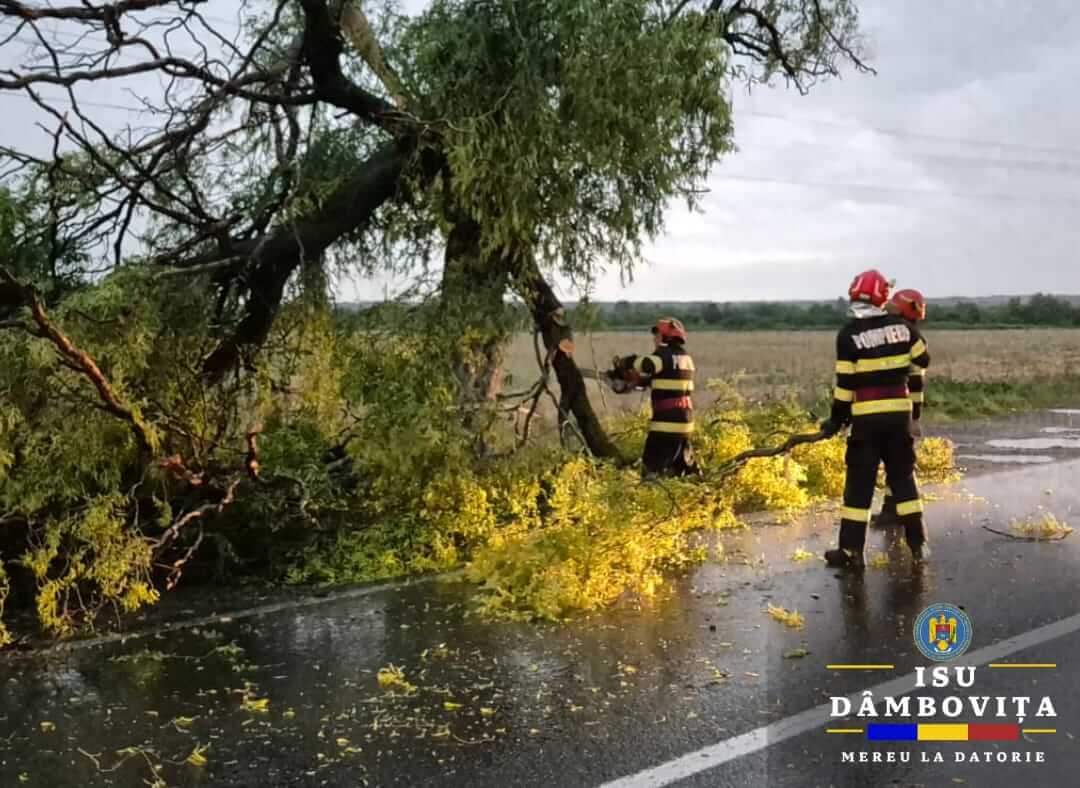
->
xmin=502 ymin=329 xmax=1080 ymax=426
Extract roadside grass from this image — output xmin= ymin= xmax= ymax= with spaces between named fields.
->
xmin=926 ymin=378 xmax=1080 ymax=421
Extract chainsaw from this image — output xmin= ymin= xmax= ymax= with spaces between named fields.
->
xmin=579 ymin=355 xmax=643 ymax=394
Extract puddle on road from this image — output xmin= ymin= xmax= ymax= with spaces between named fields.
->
xmin=986 ymin=437 xmax=1080 ymax=450
xmin=1041 ymin=427 xmax=1080 ymax=434
xmin=960 ymin=454 xmax=1056 ymax=465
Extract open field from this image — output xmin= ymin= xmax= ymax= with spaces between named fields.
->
xmin=503 ymin=329 xmax=1080 ymax=425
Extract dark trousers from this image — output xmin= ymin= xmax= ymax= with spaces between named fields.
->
xmin=838 ymin=425 xmax=926 ymax=552
xmin=642 ymin=432 xmax=698 ymax=478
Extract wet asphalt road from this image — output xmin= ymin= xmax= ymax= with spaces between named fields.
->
xmin=3 ymin=412 xmax=1080 ymax=788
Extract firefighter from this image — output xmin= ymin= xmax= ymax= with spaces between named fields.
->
xmin=872 ymin=288 xmax=929 ymax=527
xmin=613 ymin=318 xmax=698 ymax=477
xmin=820 ymin=271 xmax=931 ymax=568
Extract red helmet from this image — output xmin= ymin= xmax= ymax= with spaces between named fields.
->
xmin=652 ymin=317 xmax=687 ymax=343
xmin=848 ymin=269 xmax=892 ymax=307
xmin=890 ymin=289 xmax=927 ymax=322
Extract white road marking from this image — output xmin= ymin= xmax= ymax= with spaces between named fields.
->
xmin=597 ymin=611 xmax=1080 ymax=788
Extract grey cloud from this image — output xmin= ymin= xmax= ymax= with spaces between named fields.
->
xmin=588 ymin=0 xmax=1080 ymax=302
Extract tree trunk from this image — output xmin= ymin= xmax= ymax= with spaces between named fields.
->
xmin=439 ymin=218 xmax=516 ymax=456
xmin=510 ymin=255 xmax=621 ymax=460
xmin=441 ymin=218 xmax=510 ymax=405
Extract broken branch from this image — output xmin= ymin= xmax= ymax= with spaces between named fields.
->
xmin=981 ymin=525 xmax=1073 ymax=542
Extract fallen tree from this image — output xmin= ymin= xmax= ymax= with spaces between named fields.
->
xmin=0 ymin=0 xmax=871 ymax=640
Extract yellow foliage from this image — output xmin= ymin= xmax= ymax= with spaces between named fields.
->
xmin=376 ymin=664 xmax=417 ymax=693
xmin=767 ymin=604 xmax=805 ymax=629
xmin=793 ymin=435 xmax=847 ymax=499
xmin=915 ymin=437 xmax=961 ymax=485
xmin=283 ymin=391 xmax=958 ymax=626
xmin=466 ymin=455 xmax=723 ymax=621
xmin=20 ymin=495 xmax=157 ymax=636
xmin=460 ymin=405 xmax=960 ymax=621
xmin=0 ymin=563 xmax=11 ymax=648
xmin=1010 ymin=512 xmax=1073 ymax=540
xmin=240 ymin=696 xmax=270 ymax=713
xmin=790 ymin=547 xmax=815 ymax=562
xmin=186 ymin=744 xmax=209 ymax=767
xmin=868 ymin=552 xmax=890 ymax=569
xmin=721 ymin=455 xmax=808 ymax=514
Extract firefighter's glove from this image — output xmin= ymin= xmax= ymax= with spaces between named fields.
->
xmin=909 ymin=419 xmax=923 ymax=438
xmin=819 ymin=419 xmax=842 ymax=438
xmin=610 ymin=355 xmax=642 ymax=388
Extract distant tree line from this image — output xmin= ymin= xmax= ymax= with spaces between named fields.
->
xmin=558 ymin=294 xmax=1080 ymax=331
xmin=336 ymin=293 xmax=1080 ymax=332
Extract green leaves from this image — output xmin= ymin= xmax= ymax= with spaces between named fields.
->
xmin=399 ymin=0 xmax=735 ymax=282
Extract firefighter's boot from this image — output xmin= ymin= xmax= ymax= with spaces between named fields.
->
xmin=827 ymin=519 xmax=867 ymax=569
xmin=904 ymin=519 xmax=928 ymax=565
xmin=824 ymin=548 xmax=865 ymax=570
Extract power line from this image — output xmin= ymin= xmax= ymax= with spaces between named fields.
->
xmin=8 ymin=85 xmax=1080 ymax=179
xmin=0 ymin=12 xmax=241 ymax=31
xmin=0 ymin=15 xmax=243 ymax=61
xmin=0 ymin=91 xmax=157 ymax=113
xmin=712 ymin=172 xmax=1080 ymax=206
xmin=745 ymin=110 xmax=1080 ymax=159
xmin=3 ymin=26 xmax=244 ymax=60
xmin=741 ymin=139 xmax=1080 ymax=178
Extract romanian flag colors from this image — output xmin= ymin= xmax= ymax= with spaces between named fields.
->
xmin=866 ymin=723 xmax=1020 ymax=742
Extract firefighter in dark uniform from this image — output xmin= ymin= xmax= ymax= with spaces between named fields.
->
xmin=614 ymin=318 xmax=698 ymax=477
xmin=872 ymin=289 xmax=929 ymax=527
xmin=820 ymin=271 xmax=931 ymax=568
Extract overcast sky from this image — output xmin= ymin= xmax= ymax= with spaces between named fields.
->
xmin=613 ymin=0 xmax=1080 ymax=302
xmin=3 ymin=1 xmax=1079 ymax=303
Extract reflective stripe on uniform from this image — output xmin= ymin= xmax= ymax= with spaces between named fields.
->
xmin=833 ymin=387 xmax=855 ymax=402
xmin=911 ymin=339 xmax=928 ymax=357
xmin=672 ymin=355 xmax=695 ymax=371
xmin=841 ymin=506 xmax=871 ymax=523
xmin=634 ymin=354 xmax=664 ymax=374
xmin=652 ymin=379 xmax=694 ymax=392
xmin=854 ymin=353 xmax=912 ymax=373
xmin=909 ymin=367 xmax=926 ymax=378
xmin=649 ymin=421 xmax=695 ymax=435
xmin=910 ymin=391 xmax=924 ymax=403
xmin=896 ymin=498 xmax=924 ymax=516
xmin=851 ymin=398 xmax=913 ymax=416
xmin=652 ymin=396 xmax=692 ymax=412
xmin=836 ymin=361 xmax=856 ymax=374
